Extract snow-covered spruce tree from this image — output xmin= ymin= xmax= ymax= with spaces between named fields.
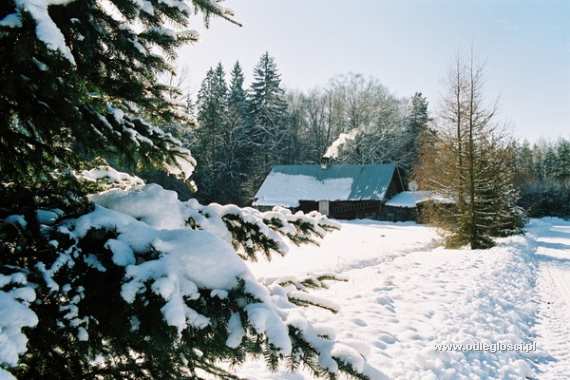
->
xmin=192 ymin=61 xmax=252 ymax=205
xmin=2 ymin=170 xmax=385 ymax=380
xmin=192 ymin=64 xmax=229 ymax=202
xmin=402 ymin=92 xmax=430 ymax=176
xmin=223 ymin=61 xmax=252 ymax=204
xmin=0 ymin=1 xmax=382 ymax=379
xmin=0 ymin=0 xmax=217 ymax=184
xmin=245 ymin=52 xmax=289 ymax=194
xmin=555 ymin=139 xmax=570 ymax=186
xmin=484 ymin=139 xmax=525 ymax=237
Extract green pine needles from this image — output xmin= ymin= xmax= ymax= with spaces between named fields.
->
xmin=0 ymin=2 xmax=380 ymax=379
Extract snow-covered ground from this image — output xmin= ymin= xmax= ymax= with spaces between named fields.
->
xmin=228 ymin=218 xmax=570 ymax=379
xmin=529 ymin=218 xmax=570 ymax=379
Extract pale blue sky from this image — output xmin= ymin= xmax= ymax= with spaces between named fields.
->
xmin=179 ymin=0 xmax=569 ymax=141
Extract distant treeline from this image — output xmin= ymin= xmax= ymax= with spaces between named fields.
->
xmin=179 ymin=52 xmax=428 ymax=205
xmin=176 ymin=52 xmax=568 ymax=218
xmin=513 ymin=139 xmax=570 ymax=217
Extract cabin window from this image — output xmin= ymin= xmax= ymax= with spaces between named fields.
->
xmin=318 ymin=200 xmax=330 ymax=216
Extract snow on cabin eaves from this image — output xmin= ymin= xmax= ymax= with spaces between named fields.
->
xmin=385 ymin=191 xmax=454 ymax=208
xmin=253 ymin=164 xmax=397 ymax=207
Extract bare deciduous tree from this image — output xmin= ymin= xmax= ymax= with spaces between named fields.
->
xmin=418 ymin=52 xmax=523 ymax=248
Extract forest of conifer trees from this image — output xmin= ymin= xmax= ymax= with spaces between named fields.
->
xmin=175 ymin=53 xmax=569 ymax=222
xmin=184 ymin=55 xmax=430 ymax=205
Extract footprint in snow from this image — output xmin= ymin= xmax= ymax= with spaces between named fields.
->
xmin=376 ymin=295 xmax=393 ymax=305
xmin=377 ymin=333 xmax=398 ymax=344
xmin=424 ymin=310 xmax=435 ymax=318
xmin=352 ymin=318 xmax=368 ymax=327
xmin=373 ymin=340 xmax=388 ymax=350
xmin=398 ymin=330 xmax=423 ymax=341
xmin=382 ymin=304 xmax=396 ymax=313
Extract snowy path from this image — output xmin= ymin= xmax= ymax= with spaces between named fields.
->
xmin=250 ymin=220 xmax=441 ymax=279
xmin=229 ymin=218 xmax=570 ymax=379
xmin=529 ymin=218 xmax=570 ymax=380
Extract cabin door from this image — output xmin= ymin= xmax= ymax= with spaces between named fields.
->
xmin=318 ymin=200 xmax=330 ymax=216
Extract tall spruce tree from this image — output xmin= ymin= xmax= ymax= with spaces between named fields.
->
xmin=193 ymin=64 xmax=229 ymax=202
xmin=224 ymin=61 xmax=250 ymax=203
xmin=404 ymin=92 xmax=430 ymax=175
xmin=228 ymin=62 xmax=248 ymax=115
xmin=192 ymin=62 xmax=250 ymax=204
xmin=0 ymin=2 xmax=377 ymax=379
xmin=246 ymin=52 xmax=288 ymax=193
xmin=543 ymin=145 xmax=558 ymax=181
xmin=555 ymin=139 xmax=570 ymax=185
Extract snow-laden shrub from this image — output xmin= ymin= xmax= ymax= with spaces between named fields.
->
xmin=0 ymin=168 xmax=381 ymax=379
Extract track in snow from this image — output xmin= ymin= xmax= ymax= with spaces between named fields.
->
xmin=228 ymin=218 xmax=570 ymax=379
xmin=529 ymin=219 xmax=570 ymax=380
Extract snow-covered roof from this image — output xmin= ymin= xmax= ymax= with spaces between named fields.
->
xmin=253 ymin=164 xmax=397 ymax=207
xmin=385 ymin=191 xmax=454 ymax=208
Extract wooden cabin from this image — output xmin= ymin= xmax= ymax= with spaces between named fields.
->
xmin=253 ymin=163 xmax=454 ymax=222
xmin=252 ymin=163 xmax=407 ymax=220
xmin=383 ymin=191 xmax=455 ymax=223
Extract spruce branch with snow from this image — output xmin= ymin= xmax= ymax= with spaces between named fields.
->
xmin=0 ymin=0 xmax=215 ymax=184
xmin=0 ymin=1 xmax=379 ymax=379
xmin=0 ymin=171 xmax=377 ymax=379
xmin=263 ymin=273 xmax=348 ymax=314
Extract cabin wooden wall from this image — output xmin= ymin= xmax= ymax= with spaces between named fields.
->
xmin=298 ymin=200 xmax=319 ymax=214
xmin=416 ymin=201 xmax=456 ymax=224
xmin=381 ymin=205 xmax=417 ymax=222
xmin=384 ymin=169 xmax=407 ymax=200
xmin=297 ymin=200 xmax=382 ymax=219
xmin=330 ymin=200 xmax=381 ymax=219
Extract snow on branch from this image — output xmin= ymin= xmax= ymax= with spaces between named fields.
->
xmin=0 ymin=168 xmax=379 ymax=378
xmin=262 ymin=273 xmax=348 ymax=314
xmin=77 ymin=165 xmax=145 ymax=191
xmin=84 ymin=105 xmax=197 ymax=181
xmin=0 ymin=0 xmax=240 ymax=66
xmin=0 ymin=272 xmax=38 ymax=372
xmin=184 ymin=202 xmax=339 ymax=261
xmin=2 ymin=0 xmax=79 ymax=64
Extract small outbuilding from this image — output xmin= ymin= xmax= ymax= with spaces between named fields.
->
xmin=384 ymin=191 xmax=455 ymax=223
xmin=252 ymin=163 xmax=406 ymax=219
